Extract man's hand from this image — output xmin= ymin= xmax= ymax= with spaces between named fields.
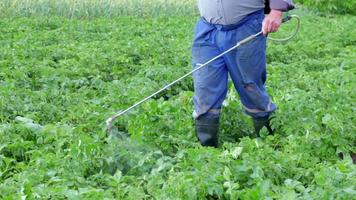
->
xmin=262 ymin=9 xmax=283 ymax=35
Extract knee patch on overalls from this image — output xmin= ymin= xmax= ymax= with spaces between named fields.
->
xmin=243 ymin=81 xmax=269 ymax=111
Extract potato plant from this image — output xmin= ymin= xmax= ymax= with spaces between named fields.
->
xmin=0 ymin=3 xmax=355 ymax=200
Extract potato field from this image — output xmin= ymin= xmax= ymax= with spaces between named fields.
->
xmin=0 ymin=0 xmax=355 ymax=199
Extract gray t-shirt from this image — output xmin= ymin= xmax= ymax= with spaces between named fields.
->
xmin=198 ymin=0 xmax=265 ymax=25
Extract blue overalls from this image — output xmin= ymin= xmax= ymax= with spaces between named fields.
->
xmin=192 ymin=9 xmax=276 ymax=121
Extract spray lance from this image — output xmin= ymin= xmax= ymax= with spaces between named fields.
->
xmin=105 ymin=15 xmax=300 ymax=134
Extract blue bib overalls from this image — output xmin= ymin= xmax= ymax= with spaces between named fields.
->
xmin=192 ymin=9 xmax=276 ymax=120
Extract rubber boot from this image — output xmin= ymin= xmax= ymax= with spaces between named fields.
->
xmin=195 ymin=117 xmax=219 ymax=148
xmin=253 ymin=116 xmax=273 ymax=136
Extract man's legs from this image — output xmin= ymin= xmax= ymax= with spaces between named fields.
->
xmin=192 ymin=19 xmax=228 ymax=147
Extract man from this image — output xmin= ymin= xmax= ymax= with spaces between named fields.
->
xmin=192 ymin=0 xmax=294 ymax=147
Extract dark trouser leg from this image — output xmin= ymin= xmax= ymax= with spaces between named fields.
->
xmin=220 ymin=11 xmax=276 ymax=136
xmin=191 ymin=18 xmax=228 ymax=147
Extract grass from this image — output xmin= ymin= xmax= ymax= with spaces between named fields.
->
xmin=0 ymin=0 xmax=198 ymax=18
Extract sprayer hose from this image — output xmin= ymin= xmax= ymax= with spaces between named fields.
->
xmin=268 ymin=15 xmax=301 ymax=42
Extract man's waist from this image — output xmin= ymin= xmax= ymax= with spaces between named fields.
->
xmin=200 ymin=9 xmax=264 ymax=31
xmin=197 ymin=0 xmax=264 ymax=25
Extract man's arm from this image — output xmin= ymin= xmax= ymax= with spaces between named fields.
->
xmin=262 ymin=0 xmax=295 ymax=35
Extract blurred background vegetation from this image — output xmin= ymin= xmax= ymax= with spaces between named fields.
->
xmin=1 ymin=0 xmax=355 ymax=18
xmin=0 ymin=0 xmax=197 ymax=18
xmin=295 ymin=0 xmax=355 ymax=15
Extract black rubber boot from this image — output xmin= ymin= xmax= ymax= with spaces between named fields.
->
xmin=195 ymin=117 xmax=219 ymax=148
xmin=253 ymin=116 xmax=273 ymax=136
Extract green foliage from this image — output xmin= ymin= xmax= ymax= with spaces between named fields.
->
xmin=295 ymin=0 xmax=356 ymax=15
xmin=0 ymin=0 xmax=198 ymax=18
xmin=0 ymin=6 xmax=355 ymax=200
